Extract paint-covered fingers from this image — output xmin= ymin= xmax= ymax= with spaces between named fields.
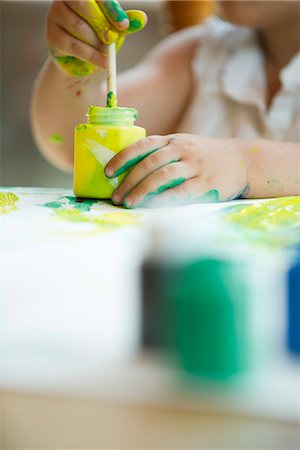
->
xmin=47 ymin=1 xmax=108 ymax=75
xmin=121 ymin=162 xmax=191 ymax=209
xmin=97 ymin=0 xmax=129 ymax=30
xmin=49 ymin=1 xmax=104 ymax=50
xmin=68 ymin=0 xmax=119 ymax=44
xmin=121 ymin=10 xmax=148 ymax=35
xmin=146 ymin=179 xmax=219 ymax=208
xmin=47 ymin=22 xmax=107 ymax=74
xmin=97 ymin=2 xmax=147 ymax=34
xmin=112 ymin=145 xmax=181 ymax=205
xmin=105 ymin=135 xmax=171 ymax=178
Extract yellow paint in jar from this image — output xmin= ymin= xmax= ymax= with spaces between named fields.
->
xmin=74 ymin=106 xmax=146 ymax=198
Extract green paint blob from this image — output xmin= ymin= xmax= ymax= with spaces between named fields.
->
xmin=112 ymin=148 xmax=160 ymax=178
xmin=225 ymin=196 xmax=300 ymax=248
xmin=103 ymin=0 xmax=128 ymax=23
xmin=49 ymin=134 xmax=64 ymax=144
xmin=42 ymin=196 xmax=98 ymax=212
xmin=128 ymin=17 xmax=142 ymax=32
xmin=198 ymin=190 xmax=220 ymax=203
xmin=106 ymin=91 xmax=118 ymax=108
xmin=0 ymin=192 xmax=19 ymax=214
xmin=53 ymin=55 xmax=96 ymax=77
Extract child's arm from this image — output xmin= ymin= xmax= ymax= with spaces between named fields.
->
xmin=31 ymin=0 xmax=199 ymax=171
xmin=104 ymin=135 xmax=300 ymax=207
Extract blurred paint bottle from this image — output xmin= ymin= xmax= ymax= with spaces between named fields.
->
xmin=142 ymin=223 xmax=250 ymax=380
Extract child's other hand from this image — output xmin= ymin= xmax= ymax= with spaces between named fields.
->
xmin=105 ymin=134 xmax=249 ymax=207
xmin=46 ymin=0 xmax=147 ymax=76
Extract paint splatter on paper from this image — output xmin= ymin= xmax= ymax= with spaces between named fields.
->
xmin=225 ymin=197 xmax=300 ymax=248
xmin=53 ymin=208 xmax=140 ymax=230
xmin=0 ymin=192 xmax=19 ymax=214
xmin=42 ymin=196 xmax=99 ymax=212
xmin=49 ymin=134 xmax=64 ymax=144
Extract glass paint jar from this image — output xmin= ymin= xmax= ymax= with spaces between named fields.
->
xmin=74 ymin=106 xmax=146 ymax=198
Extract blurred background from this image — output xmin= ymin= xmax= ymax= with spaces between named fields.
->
xmin=0 ymin=0 xmax=214 ymax=189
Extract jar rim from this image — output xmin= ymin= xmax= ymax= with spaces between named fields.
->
xmin=87 ymin=106 xmax=138 ymax=124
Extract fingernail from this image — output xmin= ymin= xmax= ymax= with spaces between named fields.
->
xmin=118 ymin=18 xmax=129 ymax=29
xmin=112 ymin=194 xmax=120 ymax=205
xmin=123 ymin=196 xmax=133 ymax=208
xmin=105 ymin=167 xmax=114 ymax=177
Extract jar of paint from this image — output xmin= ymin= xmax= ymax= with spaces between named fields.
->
xmin=74 ymin=106 xmax=146 ymax=199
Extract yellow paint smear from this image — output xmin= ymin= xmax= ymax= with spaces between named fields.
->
xmin=248 ymin=147 xmax=261 ymax=154
xmin=0 ymin=192 xmax=19 ymax=214
xmin=53 ymin=208 xmax=140 ymax=230
xmin=226 ymin=196 xmax=300 ymax=247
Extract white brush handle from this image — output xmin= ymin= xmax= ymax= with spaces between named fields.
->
xmin=107 ymin=42 xmax=117 ymax=97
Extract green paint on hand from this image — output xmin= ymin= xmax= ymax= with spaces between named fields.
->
xmin=124 ymin=177 xmax=186 ymax=209
xmin=197 ymin=189 xmax=220 ymax=203
xmin=107 ymin=91 xmax=118 ymax=108
xmin=49 ymin=134 xmax=64 ymax=144
xmin=53 ymin=55 xmax=96 ymax=77
xmin=103 ymin=0 xmax=128 ymax=23
xmin=128 ymin=17 xmax=143 ymax=32
xmin=0 ymin=192 xmax=19 ymax=214
xmin=112 ymin=148 xmax=160 ymax=178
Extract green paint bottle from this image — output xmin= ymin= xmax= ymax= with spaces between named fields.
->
xmin=142 ymin=225 xmax=250 ymax=381
xmin=74 ymin=106 xmax=146 ymax=199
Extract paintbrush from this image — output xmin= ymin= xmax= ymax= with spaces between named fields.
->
xmin=106 ymin=42 xmax=117 ymax=108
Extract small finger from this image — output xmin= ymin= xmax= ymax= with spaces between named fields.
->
xmin=98 ymin=0 xmax=129 ymax=30
xmin=125 ymin=10 xmax=148 ymax=35
xmin=112 ymin=146 xmax=181 ymax=206
xmin=105 ymin=135 xmax=171 ymax=178
xmin=50 ymin=1 xmax=103 ymax=49
xmin=122 ymin=162 xmax=190 ymax=209
xmin=68 ymin=0 xmax=119 ymax=44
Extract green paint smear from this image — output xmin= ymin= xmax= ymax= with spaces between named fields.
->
xmin=49 ymin=134 xmax=64 ymax=144
xmin=103 ymin=0 xmax=128 ymax=22
xmin=42 ymin=196 xmax=98 ymax=212
xmin=53 ymin=208 xmax=140 ymax=230
xmin=53 ymin=55 xmax=96 ymax=77
xmin=128 ymin=17 xmax=143 ymax=32
xmin=106 ymin=91 xmax=118 ymax=108
xmin=0 ymin=192 xmax=19 ymax=214
xmin=112 ymin=148 xmax=160 ymax=178
xmin=124 ymin=177 xmax=186 ymax=209
xmin=198 ymin=189 xmax=219 ymax=203
xmin=225 ymin=196 xmax=300 ymax=248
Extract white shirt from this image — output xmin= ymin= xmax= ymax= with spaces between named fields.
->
xmin=177 ymin=17 xmax=300 ymax=141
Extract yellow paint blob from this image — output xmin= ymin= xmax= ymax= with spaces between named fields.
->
xmin=53 ymin=208 xmax=140 ymax=230
xmin=248 ymin=147 xmax=261 ymax=154
xmin=0 ymin=192 xmax=19 ymax=214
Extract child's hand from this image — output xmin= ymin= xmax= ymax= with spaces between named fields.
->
xmin=46 ymin=0 xmax=147 ymax=76
xmin=105 ymin=134 xmax=249 ymax=207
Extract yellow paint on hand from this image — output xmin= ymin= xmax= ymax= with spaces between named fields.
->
xmin=0 ymin=192 xmax=19 ymax=214
xmin=248 ymin=147 xmax=261 ymax=154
